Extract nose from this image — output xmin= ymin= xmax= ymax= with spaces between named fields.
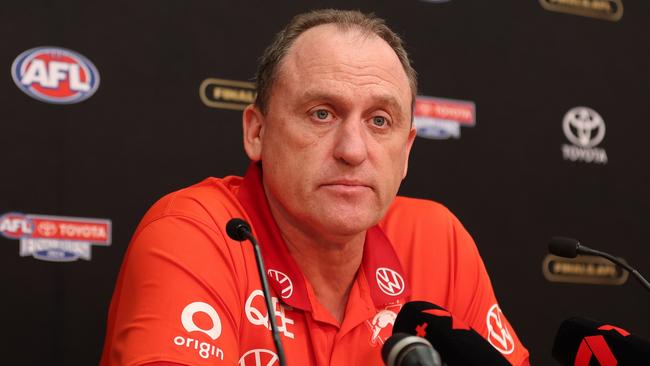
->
xmin=332 ymin=117 xmax=368 ymax=166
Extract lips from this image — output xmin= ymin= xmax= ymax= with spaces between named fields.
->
xmin=325 ymin=179 xmax=369 ymax=186
xmin=320 ymin=179 xmax=373 ymax=193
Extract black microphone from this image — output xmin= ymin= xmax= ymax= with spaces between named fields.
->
xmin=552 ymin=317 xmax=650 ymax=365
xmin=549 ymin=236 xmax=650 ymax=292
xmin=382 ymin=333 xmax=442 ymax=366
xmin=226 ymin=218 xmax=250 ymax=241
xmin=226 ymin=218 xmax=287 ymax=366
xmin=392 ymin=301 xmax=510 ymax=366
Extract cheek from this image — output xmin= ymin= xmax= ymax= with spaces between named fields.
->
xmin=261 ymin=125 xmax=323 ymax=192
xmin=264 ymin=119 xmax=322 ymax=156
xmin=377 ymin=144 xmax=409 ymax=192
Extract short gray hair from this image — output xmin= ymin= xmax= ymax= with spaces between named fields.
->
xmin=254 ymin=9 xmax=417 ymax=115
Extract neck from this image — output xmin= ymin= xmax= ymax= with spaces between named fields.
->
xmin=268 ymin=204 xmax=365 ymax=324
xmin=288 ymin=229 xmax=365 ymax=323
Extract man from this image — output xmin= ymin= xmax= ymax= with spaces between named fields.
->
xmin=101 ymin=9 xmax=530 ymax=366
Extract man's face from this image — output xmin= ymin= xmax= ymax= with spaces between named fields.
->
xmin=244 ymin=24 xmax=416 ymax=240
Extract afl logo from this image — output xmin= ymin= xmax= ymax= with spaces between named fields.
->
xmin=11 ymin=46 xmax=100 ymax=104
xmin=0 ymin=213 xmax=33 ymax=239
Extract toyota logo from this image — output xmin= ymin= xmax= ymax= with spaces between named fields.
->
xmin=37 ymin=221 xmax=58 ymax=236
xmin=562 ymin=106 xmax=606 ymax=148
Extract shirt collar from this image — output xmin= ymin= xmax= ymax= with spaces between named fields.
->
xmin=236 ymin=162 xmax=410 ymax=311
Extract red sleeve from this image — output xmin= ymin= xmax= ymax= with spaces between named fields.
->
xmin=449 ymin=214 xmax=531 ymax=366
xmin=100 ymin=215 xmax=245 ymax=366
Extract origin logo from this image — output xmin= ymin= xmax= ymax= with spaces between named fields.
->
xmin=11 ymin=46 xmax=100 ymax=104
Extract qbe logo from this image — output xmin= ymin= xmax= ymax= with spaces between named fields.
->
xmin=173 ymin=301 xmax=225 ymax=360
xmin=11 ymin=46 xmax=100 ymax=104
xmin=0 ymin=212 xmax=111 ymax=262
xmin=245 ymin=289 xmax=294 ymax=339
xmin=561 ymin=106 xmax=608 ymax=164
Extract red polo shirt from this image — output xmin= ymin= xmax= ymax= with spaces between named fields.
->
xmin=100 ymin=163 xmax=530 ymax=366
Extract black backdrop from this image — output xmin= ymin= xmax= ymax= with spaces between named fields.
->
xmin=1 ymin=1 xmax=649 ymax=365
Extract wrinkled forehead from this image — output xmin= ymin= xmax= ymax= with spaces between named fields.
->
xmin=278 ymin=24 xmax=397 ymax=77
xmin=271 ymin=24 xmax=412 ymax=113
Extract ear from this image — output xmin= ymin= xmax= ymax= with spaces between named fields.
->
xmin=242 ymin=104 xmax=264 ymax=161
xmin=402 ymin=126 xmax=417 ymax=179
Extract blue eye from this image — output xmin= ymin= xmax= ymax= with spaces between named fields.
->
xmin=372 ymin=116 xmax=387 ymax=127
xmin=314 ymin=110 xmax=330 ymax=120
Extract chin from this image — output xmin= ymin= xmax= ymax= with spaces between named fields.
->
xmin=317 ymin=211 xmax=380 ymax=237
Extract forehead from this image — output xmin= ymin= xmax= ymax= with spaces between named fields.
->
xmin=272 ymin=24 xmax=411 ymax=112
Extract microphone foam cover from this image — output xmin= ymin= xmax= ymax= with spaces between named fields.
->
xmin=552 ymin=317 xmax=650 ymax=365
xmin=549 ymin=236 xmax=580 ymax=258
xmin=226 ymin=218 xmax=251 ymax=241
xmin=394 ymin=301 xmax=510 ymax=365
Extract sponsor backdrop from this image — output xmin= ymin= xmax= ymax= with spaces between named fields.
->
xmin=1 ymin=0 xmax=648 ymax=365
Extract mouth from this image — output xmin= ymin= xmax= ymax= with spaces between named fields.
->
xmin=320 ymin=180 xmax=373 ymax=193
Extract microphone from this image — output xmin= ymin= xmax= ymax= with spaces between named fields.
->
xmin=225 ymin=218 xmax=287 ymax=366
xmin=382 ymin=333 xmax=442 ymax=366
xmin=552 ymin=317 xmax=650 ymax=365
xmin=226 ymin=218 xmax=250 ymax=241
xmin=392 ymin=301 xmax=510 ymax=366
xmin=548 ymin=236 xmax=650 ymax=292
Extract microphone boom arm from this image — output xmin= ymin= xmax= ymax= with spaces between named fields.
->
xmin=578 ymin=245 xmax=650 ymax=292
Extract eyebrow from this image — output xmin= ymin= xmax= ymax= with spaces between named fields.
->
xmin=297 ymin=89 xmax=408 ymax=124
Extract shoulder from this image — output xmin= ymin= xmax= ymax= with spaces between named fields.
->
xmin=380 ymin=196 xmax=479 ymax=263
xmin=123 ymin=175 xmax=250 ymax=271
xmin=103 ymin=178 xmax=252 ymax=366
xmin=116 ymin=176 xmax=253 ymax=304
xmin=380 ymin=196 xmax=459 ymax=234
xmin=136 ymin=175 xmax=245 ymax=234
